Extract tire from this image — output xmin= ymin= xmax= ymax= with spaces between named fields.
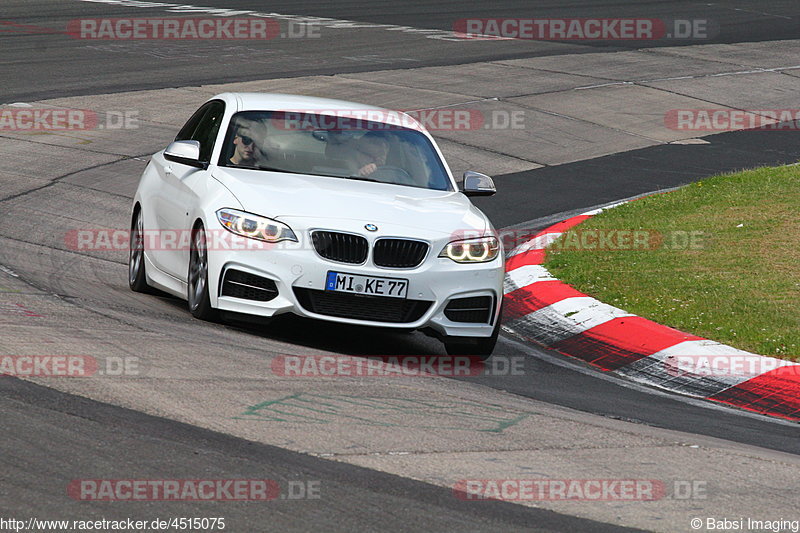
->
xmin=128 ymin=208 xmax=154 ymax=293
xmin=187 ymin=224 xmax=218 ymax=321
xmin=443 ymin=301 xmax=503 ymax=360
xmin=444 ymin=330 xmax=498 ymax=360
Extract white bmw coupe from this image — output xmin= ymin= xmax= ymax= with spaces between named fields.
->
xmin=130 ymin=93 xmax=504 ymax=356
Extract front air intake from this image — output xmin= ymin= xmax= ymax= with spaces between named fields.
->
xmin=220 ymin=269 xmax=278 ymax=302
xmin=293 ymin=288 xmax=432 ymax=323
xmin=444 ymin=296 xmax=494 ymax=324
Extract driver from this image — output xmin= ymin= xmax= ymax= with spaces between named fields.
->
xmin=351 ymin=132 xmax=389 ymax=177
xmin=228 ymin=117 xmax=281 ymax=167
xmin=229 ymin=123 xmax=258 ymax=167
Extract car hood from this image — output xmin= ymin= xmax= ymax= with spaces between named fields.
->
xmin=212 ymin=167 xmax=490 ymax=236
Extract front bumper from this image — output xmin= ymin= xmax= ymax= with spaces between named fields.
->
xmin=207 ymin=223 xmax=504 ymax=338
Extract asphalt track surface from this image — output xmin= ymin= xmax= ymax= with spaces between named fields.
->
xmin=473 ymin=125 xmax=800 ymax=228
xmin=1 ymin=377 xmax=643 ymax=533
xmin=1 ymin=0 xmax=799 ymax=531
xmin=2 ymin=0 xmax=799 ymax=102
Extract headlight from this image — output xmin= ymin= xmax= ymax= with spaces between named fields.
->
xmin=216 ymin=208 xmax=297 ymax=243
xmin=439 ymin=236 xmax=500 ymax=263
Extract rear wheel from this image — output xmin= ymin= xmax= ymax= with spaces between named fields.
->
xmin=128 ymin=208 xmax=153 ymax=293
xmin=188 ymin=224 xmax=218 ymax=321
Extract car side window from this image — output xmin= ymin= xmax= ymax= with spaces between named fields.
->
xmin=175 ymin=103 xmax=211 ymax=142
xmin=193 ymin=102 xmax=225 ymax=162
xmin=174 ymin=100 xmax=225 ymax=162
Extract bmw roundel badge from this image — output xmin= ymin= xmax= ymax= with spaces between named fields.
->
xmin=365 ymin=224 xmax=378 ymax=232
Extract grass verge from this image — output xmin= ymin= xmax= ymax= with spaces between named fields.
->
xmin=544 ymin=164 xmax=799 ymax=360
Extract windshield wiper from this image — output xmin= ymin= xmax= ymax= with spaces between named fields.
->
xmin=255 ymin=164 xmax=297 ymax=173
xmin=228 ymin=164 xmax=383 ymax=181
xmin=226 ymin=163 xmax=295 ymax=174
xmin=344 ymin=175 xmax=380 ymax=183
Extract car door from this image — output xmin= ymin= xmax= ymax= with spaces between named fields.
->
xmin=151 ymin=100 xmax=225 ymax=280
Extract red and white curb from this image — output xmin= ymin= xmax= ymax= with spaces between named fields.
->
xmin=501 ymin=204 xmax=800 ymax=422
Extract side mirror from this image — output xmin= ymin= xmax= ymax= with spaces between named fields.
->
xmin=462 ymin=171 xmax=496 ymax=197
xmin=164 ymin=140 xmax=207 ymax=169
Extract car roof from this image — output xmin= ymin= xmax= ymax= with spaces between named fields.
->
xmin=232 ymin=92 xmax=391 ymax=113
xmin=213 ymin=92 xmax=424 ymax=130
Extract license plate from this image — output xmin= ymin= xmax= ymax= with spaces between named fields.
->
xmin=325 ymin=271 xmax=408 ymax=299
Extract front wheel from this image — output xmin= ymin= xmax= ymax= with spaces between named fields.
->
xmin=188 ymin=224 xmax=218 ymax=321
xmin=128 ymin=208 xmax=153 ymax=293
xmin=443 ymin=313 xmax=501 ymax=360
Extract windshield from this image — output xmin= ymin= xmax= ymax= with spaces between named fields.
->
xmin=219 ymin=111 xmax=453 ymax=191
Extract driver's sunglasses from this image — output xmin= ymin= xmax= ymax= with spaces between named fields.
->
xmin=238 ymin=135 xmax=255 ymax=146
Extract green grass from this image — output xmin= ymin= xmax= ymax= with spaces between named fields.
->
xmin=544 ymin=164 xmax=800 ymax=360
